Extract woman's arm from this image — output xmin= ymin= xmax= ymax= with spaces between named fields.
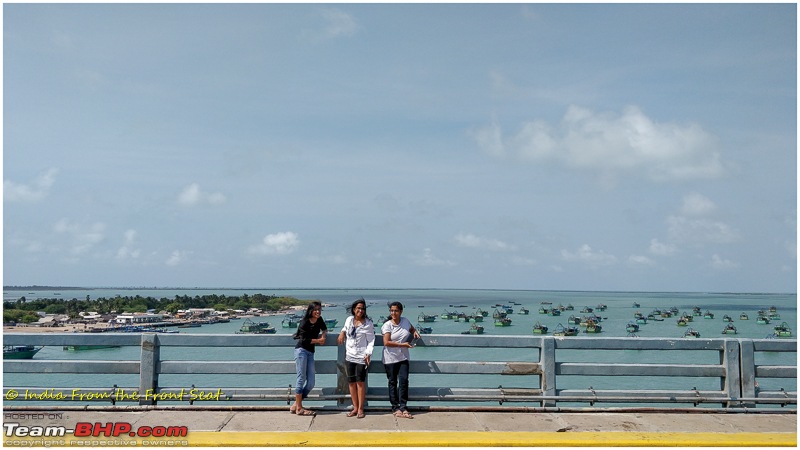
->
xmin=383 ymin=331 xmax=412 ymax=348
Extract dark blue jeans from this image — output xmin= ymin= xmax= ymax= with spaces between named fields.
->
xmin=384 ymin=359 xmax=409 ymax=412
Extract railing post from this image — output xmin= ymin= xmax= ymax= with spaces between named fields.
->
xmin=739 ymin=339 xmax=756 ymax=408
xmin=722 ymin=339 xmax=741 ymax=408
xmin=541 ymin=337 xmax=556 ymax=407
xmin=336 ymin=339 xmax=348 ymax=407
xmin=138 ymin=333 xmax=160 ymax=406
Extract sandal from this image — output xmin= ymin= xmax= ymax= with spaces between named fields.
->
xmin=296 ymin=409 xmax=316 ymax=416
xmin=393 ymin=410 xmax=403 ymax=418
xmin=346 ymin=410 xmax=358 ymax=417
xmin=401 ymin=410 xmax=414 ymax=419
xmin=289 ymin=405 xmax=297 ymax=414
xmin=357 ymin=412 xmax=365 ymax=419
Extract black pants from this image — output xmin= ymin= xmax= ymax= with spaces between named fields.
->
xmin=384 ymin=359 xmax=410 ymax=412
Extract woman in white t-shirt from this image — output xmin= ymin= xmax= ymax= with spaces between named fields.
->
xmin=381 ymin=301 xmax=420 ymax=418
xmin=337 ymin=298 xmax=375 ymax=419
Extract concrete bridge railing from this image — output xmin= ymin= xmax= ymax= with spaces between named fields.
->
xmin=3 ymin=333 xmax=796 ymax=410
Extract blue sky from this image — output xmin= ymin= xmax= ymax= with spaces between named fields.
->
xmin=4 ymin=4 xmax=796 ymax=292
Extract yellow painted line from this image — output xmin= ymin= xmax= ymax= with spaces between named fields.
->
xmin=11 ymin=431 xmax=795 ymax=447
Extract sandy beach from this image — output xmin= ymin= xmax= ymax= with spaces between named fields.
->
xmin=3 ymin=323 xmax=109 ymax=333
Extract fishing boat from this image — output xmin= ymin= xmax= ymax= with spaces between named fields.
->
xmin=538 ymin=306 xmax=550 ymax=314
xmin=773 ymin=322 xmax=793 ymax=338
xmin=492 ymin=309 xmax=507 ymax=319
xmin=692 ymin=306 xmax=702 ymax=316
xmin=461 ymin=324 xmax=484 ymax=335
xmin=739 ymin=313 xmax=749 ymax=320
xmin=552 ymin=323 xmax=579 ymax=337
xmin=468 ymin=314 xmax=484 ymax=323
xmin=416 ymin=324 xmax=433 ymax=334
xmin=4 ymin=345 xmax=42 ymax=359
xmin=440 ymin=310 xmax=457 ymax=320
xmin=418 ymin=313 xmax=437 ymax=323
xmin=476 ymin=308 xmax=489 ymax=317
xmin=626 ymin=322 xmax=640 ymax=333
xmin=632 ymin=302 xmax=641 ymax=308
xmin=281 ymin=316 xmax=300 ymax=328
xmin=721 ymin=324 xmax=737 ymax=335
xmin=517 ymin=307 xmax=530 ymax=315
xmin=324 ymin=318 xmax=338 ymax=329
xmin=532 ymin=322 xmax=548 ymax=334
xmin=63 ymin=345 xmax=121 ymax=351
xmin=769 ymin=312 xmax=782 ymax=320
xmin=548 ymin=308 xmax=561 ymax=316
xmin=703 ymin=310 xmax=715 ymax=319
xmin=493 ymin=317 xmax=512 ymax=327
xmin=683 ymin=328 xmax=701 ymax=338
xmin=564 ymin=304 xmax=574 ymax=311
xmin=567 ymin=315 xmax=580 ymax=325
xmin=722 ymin=315 xmax=733 ymax=323
xmin=756 ymin=315 xmax=771 ymax=325
xmin=677 ymin=317 xmax=689 ymax=327
xmin=595 ymin=304 xmax=607 ymax=311
xmin=238 ymin=319 xmax=276 ymax=334
xmin=580 ymin=306 xmax=593 ymax=313
xmin=584 ymin=319 xmax=602 ymax=334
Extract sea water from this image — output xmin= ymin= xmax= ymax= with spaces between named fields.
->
xmin=4 ymin=288 xmax=796 ymax=407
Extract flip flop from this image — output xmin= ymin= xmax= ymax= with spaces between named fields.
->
xmin=289 ymin=405 xmax=297 ymax=414
xmin=401 ymin=411 xmax=414 ymax=419
xmin=393 ymin=410 xmax=403 ymax=418
xmin=346 ymin=410 xmax=358 ymax=417
xmin=296 ymin=409 xmax=316 ymax=416
xmin=357 ymin=412 xmax=365 ymax=419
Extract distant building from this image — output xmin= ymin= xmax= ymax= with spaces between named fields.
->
xmin=114 ymin=313 xmax=164 ymax=325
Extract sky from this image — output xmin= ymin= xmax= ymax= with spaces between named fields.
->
xmin=3 ymin=4 xmax=797 ymax=293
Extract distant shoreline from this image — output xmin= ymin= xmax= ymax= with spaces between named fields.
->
xmin=3 ymin=286 xmax=795 ymax=295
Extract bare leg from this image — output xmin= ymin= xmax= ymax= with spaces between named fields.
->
xmin=356 ymin=381 xmax=366 ymax=414
xmin=347 ymin=382 xmax=359 ymax=416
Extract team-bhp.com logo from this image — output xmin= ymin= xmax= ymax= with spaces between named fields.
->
xmin=4 ymin=422 xmax=188 ymax=438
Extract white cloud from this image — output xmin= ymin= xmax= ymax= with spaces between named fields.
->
xmin=166 ymin=250 xmax=187 ymax=266
xmin=667 ymin=216 xmax=739 ymax=244
xmin=53 ymin=219 xmax=106 ymax=255
xmin=710 ymin=254 xmax=739 ymax=270
xmin=178 ymin=183 xmax=226 ymax=206
xmin=320 ymin=8 xmax=358 ymax=39
xmin=649 ymin=238 xmax=677 ymax=256
xmin=248 ymin=231 xmax=300 ymax=255
xmin=628 ymin=254 xmax=655 ymax=266
xmin=116 ymin=229 xmax=141 ymax=260
xmin=454 ymin=233 xmax=515 ymax=251
xmin=306 ymin=254 xmax=347 ymax=265
xmin=473 ymin=105 xmax=724 ymax=182
xmin=5 ymin=168 xmax=59 ymax=202
xmin=413 ymin=248 xmax=455 ymax=267
xmin=561 ymin=244 xmax=617 ymax=267
xmin=680 ymin=193 xmax=717 ymax=216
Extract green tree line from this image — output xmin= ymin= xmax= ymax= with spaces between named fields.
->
xmin=3 ymin=294 xmax=312 ymax=324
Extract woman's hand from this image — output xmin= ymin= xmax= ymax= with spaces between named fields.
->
xmin=364 ymin=354 xmax=371 ymax=366
xmin=337 ymin=332 xmax=345 ymax=345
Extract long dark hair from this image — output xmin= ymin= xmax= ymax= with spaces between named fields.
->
xmin=348 ymin=298 xmax=370 ymax=321
xmin=294 ymin=301 xmax=322 ymax=340
xmin=302 ymin=301 xmax=322 ymax=321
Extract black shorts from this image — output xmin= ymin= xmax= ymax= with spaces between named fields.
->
xmin=346 ymin=361 xmax=368 ymax=383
